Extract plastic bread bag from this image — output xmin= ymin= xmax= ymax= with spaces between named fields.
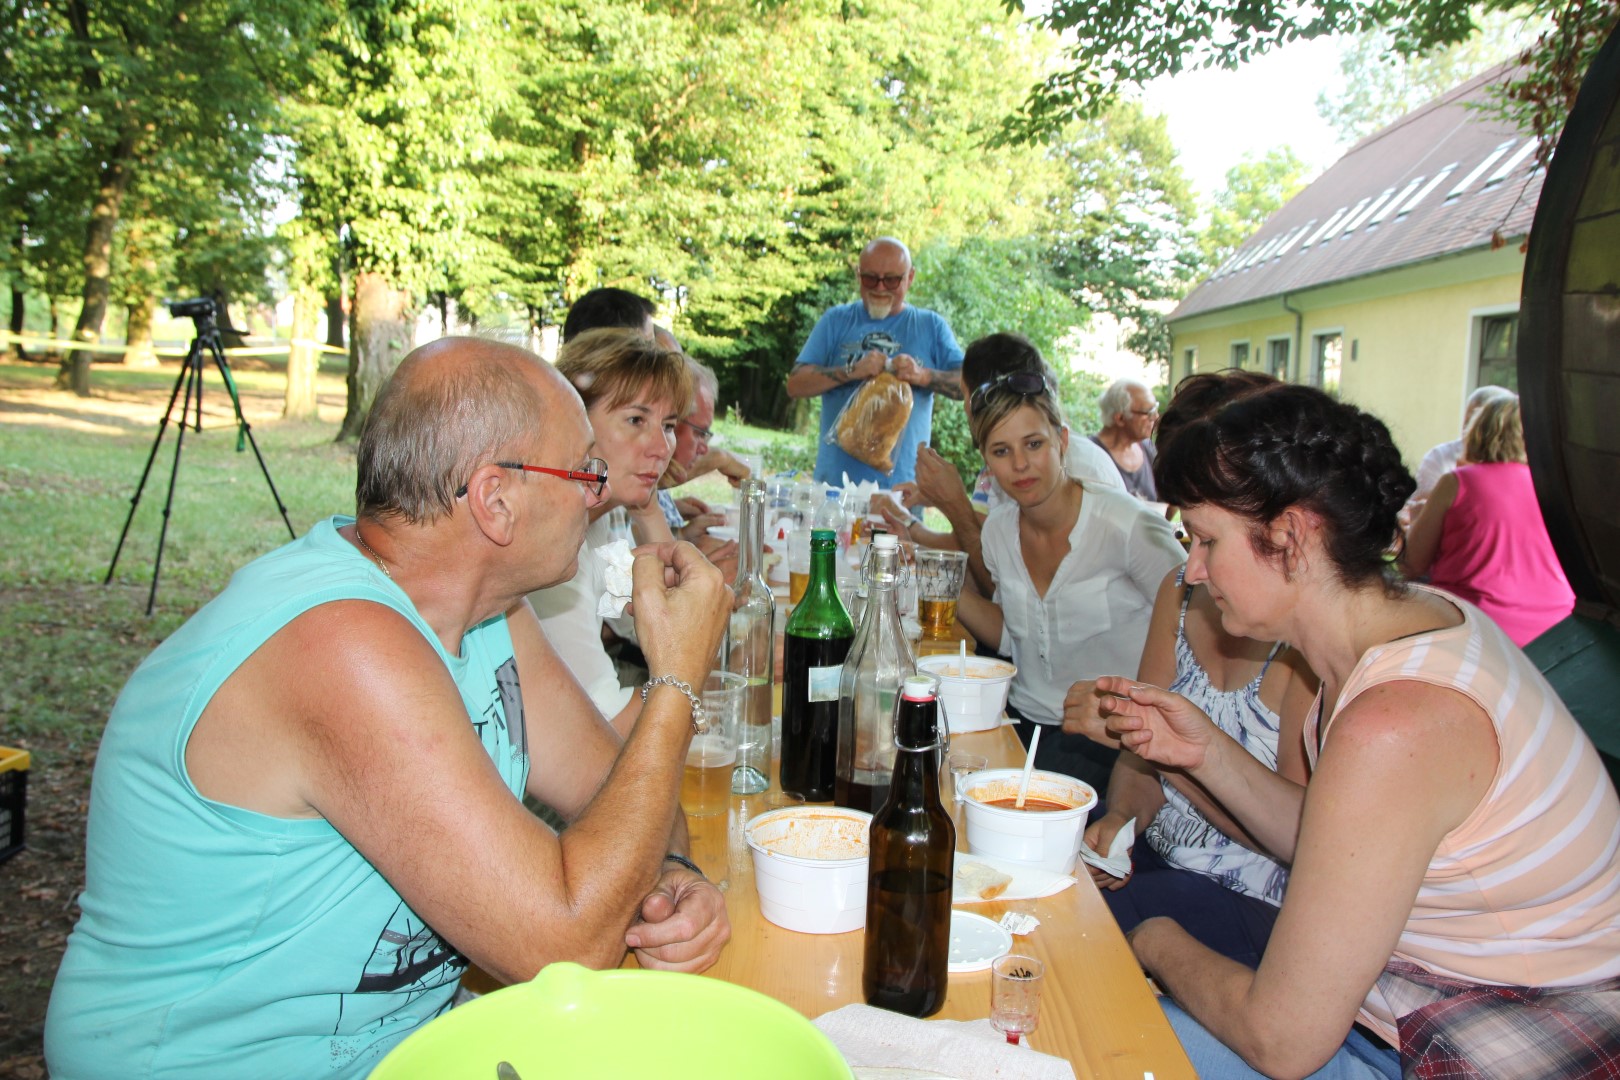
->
xmin=826 ymin=371 xmax=913 ymax=474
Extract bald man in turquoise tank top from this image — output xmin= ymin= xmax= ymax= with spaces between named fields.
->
xmin=46 ymin=338 xmax=733 ymax=1078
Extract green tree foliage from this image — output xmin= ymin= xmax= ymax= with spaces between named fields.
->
xmin=286 ymin=0 xmax=510 ymax=440
xmin=1316 ymin=9 xmax=1546 ymax=141
xmin=1198 ymin=147 xmax=1314 ymax=271
xmin=0 ymin=0 xmax=308 ymax=395
xmin=1007 ymin=0 xmax=1620 ymax=152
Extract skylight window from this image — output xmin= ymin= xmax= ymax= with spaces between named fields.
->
xmin=1369 ymin=178 xmax=1424 ymax=227
xmin=1396 ymin=166 xmax=1457 ymax=218
xmin=1341 ymin=190 xmax=1394 ymax=235
xmin=1300 ymin=208 xmax=1350 ymax=249
xmin=1483 ymin=140 xmax=1538 ymax=187
xmin=1445 ymin=140 xmax=1515 ymax=200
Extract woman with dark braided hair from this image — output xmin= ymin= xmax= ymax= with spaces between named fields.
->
xmin=1096 ymin=385 xmax=1620 ymax=1079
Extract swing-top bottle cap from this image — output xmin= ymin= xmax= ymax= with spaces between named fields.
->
xmin=873 ymin=532 xmax=899 ymax=550
xmin=901 ymin=674 xmax=937 ymax=701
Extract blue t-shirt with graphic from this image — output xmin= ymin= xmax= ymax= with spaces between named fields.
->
xmin=797 ymin=302 xmax=963 ymax=486
xmin=45 ymin=516 xmax=527 ymax=1079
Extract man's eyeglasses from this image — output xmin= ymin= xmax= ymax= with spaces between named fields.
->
xmin=455 ymin=458 xmax=609 ymax=499
xmin=858 ymin=271 xmax=907 ymax=290
xmin=1131 ymin=405 xmax=1160 ymax=417
xmin=969 ymin=371 xmax=1054 ymax=407
xmin=679 ymin=417 xmax=713 ymax=442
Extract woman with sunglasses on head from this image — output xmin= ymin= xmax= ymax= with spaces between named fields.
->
xmin=874 ymin=333 xmax=1124 ymax=596
xmin=952 ymin=359 xmax=1186 ymax=795
xmin=529 ymin=328 xmax=692 ymax=736
xmin=1098 ymin=384 xmax=1620 ymax=1079
xmin=1065 ymin=370 xmax=1318 ymax=971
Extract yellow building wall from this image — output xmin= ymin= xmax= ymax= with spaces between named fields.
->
xmin=1168 ymin=263 xmax=1525 ymax=471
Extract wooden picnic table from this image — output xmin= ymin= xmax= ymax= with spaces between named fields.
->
xmin=647 ymin=722 xmax=1195 ymax=1080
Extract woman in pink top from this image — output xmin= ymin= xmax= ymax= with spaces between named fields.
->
xmin=1402 ymin=393 xmax=1575 ymax=646
xmin=1089 ymin=385 xmax=1620 ymax=1080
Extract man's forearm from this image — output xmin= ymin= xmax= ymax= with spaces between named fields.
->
xmin=926 ymin=367 xmax=963 ymax=398
xmin=786 ymin=363 xmax=863 ymax=399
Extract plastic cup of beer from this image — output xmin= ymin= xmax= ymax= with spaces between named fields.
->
xmin=683 ymin=673 xmax=744 ymax=817
xmin=914 ymin=548 xmax=968 ymax=640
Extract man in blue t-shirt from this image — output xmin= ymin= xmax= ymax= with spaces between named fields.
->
xmin=787 ymin=237 xmax=964 ymax=487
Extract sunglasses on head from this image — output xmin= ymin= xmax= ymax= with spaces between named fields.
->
xmin=969 ymin=371 xmax=1054 ymax=406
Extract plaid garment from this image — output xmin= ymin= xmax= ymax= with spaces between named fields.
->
xmin=1379 ymin=960 xmax=1620 ymax=1079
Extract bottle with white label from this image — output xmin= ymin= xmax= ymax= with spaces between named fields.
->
xmin=781 ymin=528 xmax=855 ymax=801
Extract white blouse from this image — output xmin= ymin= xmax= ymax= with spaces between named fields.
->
xmin=528 ymin=516 xmax=634 ymax=717
xmin=981 ymin=485 xmax=1186 ymax=726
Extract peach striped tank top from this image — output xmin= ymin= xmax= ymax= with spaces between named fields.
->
xmin=1305 ymin=587 xmax=1620 ymax=1044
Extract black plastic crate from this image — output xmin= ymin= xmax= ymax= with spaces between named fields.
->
xmin=0 ymin=748 xmax=28 ymax=864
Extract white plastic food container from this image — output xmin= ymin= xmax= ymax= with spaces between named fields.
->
xmin=961 ymin=769 xmax=1098 ymax=874
xmin=916 ymin=655 xmax=1016 ymax=733
xmin=745 ymin=806 xmax=872 ymax=934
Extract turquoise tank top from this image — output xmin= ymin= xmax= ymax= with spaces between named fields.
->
xmin=45 ymin=517 xmax=527 ymax=1078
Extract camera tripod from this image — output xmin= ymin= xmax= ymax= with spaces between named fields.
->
xmin=106 ymin=298 xmax=296 ymax=614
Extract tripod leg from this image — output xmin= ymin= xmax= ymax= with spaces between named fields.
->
xmin=105 ymin=348 xmax=195 ymax=585
xmin=146 ymin=350 xmax=205 ymax=616
xmin=208 ymin=338 xmax=297 ymax=540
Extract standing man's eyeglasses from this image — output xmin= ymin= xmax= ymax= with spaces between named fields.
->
xmin=969 ymin=371 xmax=1054 ymax=406
xmin=679 ymin=418 xmax=713 ymax=441
xmin=455 ymin=458 xmax=609 ymax=499
xmin=858 ymin=272 xmax=907 ymax=290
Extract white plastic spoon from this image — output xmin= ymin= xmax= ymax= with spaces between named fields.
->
xmin=1015 ymin=726 xmax=1041 ymax=809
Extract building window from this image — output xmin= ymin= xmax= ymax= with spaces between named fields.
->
xmin=1182 ymin=347 xmax=1197 ymax=383
xmin=1477 ymin=314 xmax=1518 ymax=391
xmin=1230 ymin=341 xmax=1250 ymax=369
xmin=1311 ymin=332 xmax=1343 ymax=399
xmin=1266 ymin=338 xmax=1291 ymax=382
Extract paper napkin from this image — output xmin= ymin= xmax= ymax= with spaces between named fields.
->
xmin=594 ymin=539 xmax=635 ymax=618
xmin=1075 ymin=817 xmax=1135 ymax=879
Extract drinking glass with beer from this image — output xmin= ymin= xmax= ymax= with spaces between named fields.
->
xmin=914 ymin=548 xmax=968 ymax=641
xmin=683 ymin=672 xmax=745 ymax=817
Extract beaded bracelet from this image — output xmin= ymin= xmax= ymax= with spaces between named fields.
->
xmin=641 ymin=674 xmax=709 ymax=734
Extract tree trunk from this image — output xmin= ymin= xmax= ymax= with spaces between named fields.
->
xmin=337 ymin=271 xmax=414 ymax=442
xmin=57 ymin=130 xmax=138 ymax=396
xmin=324 ymin=292 xmax=346 ymax=350
xmin=284 ymin=286 xmax=322 ymax=421
xmin=123 ymin=296 xmax=158 ymax=367
xmin=8 ymin=287 xmax=24 ymax=361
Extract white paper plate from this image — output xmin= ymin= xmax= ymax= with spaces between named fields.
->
xmin=852 ymin=1069 xmax=963 ymax=1080
xmin=946 ymin=909 xmax=1012 ymax=973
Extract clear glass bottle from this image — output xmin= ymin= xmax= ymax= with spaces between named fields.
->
xmin=863 ymin=674 xmax=954 ymax=1016
xmin=724 ymin=479 xmax=774 ymax=794
xmin=834 ymin=532 xmax=916 ymax=812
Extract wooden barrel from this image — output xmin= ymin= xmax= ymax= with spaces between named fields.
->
xmin=1518 ymin=22 xmax=1620 ymax=614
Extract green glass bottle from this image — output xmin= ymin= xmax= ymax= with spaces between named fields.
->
xmin=781 ymin=529 xmax=855 ymax=801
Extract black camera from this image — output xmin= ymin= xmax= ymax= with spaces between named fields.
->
xmin=167 ymin=297 xmax=217 ymax=320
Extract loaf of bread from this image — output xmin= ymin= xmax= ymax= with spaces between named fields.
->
xmin=834 ymin=372 xmax=913 ymax=473
xmin=954 ymin=859 xmax=1013 ymax=901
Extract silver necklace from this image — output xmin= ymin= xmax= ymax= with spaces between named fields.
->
xmin=353 ymin=525 xmax=392 ymax=580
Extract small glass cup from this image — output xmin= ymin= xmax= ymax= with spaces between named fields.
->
xmin=990 ymin=954 xmax=1045 ymax=1045
xmin=914 ymin=548 xmax=968 ymax=641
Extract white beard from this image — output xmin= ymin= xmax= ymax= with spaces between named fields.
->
xmin=863 ymin=297 xmax=894 ymax=320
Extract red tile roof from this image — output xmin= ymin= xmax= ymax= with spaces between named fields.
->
xmin=1169 ymin=63 xmax=1544 ymax=321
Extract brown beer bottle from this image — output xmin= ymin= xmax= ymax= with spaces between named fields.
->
xmin=862 ymin=675 xmax=955 ymax=1016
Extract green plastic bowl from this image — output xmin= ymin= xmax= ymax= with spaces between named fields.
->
xmin=369 ymin=962 xmax=854 ymax=1079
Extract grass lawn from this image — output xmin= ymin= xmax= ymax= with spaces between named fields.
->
xmin=0 ymin=353 xmax=831 ymax=1075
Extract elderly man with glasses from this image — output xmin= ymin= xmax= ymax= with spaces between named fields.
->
xmin=46 ymin=337 xmax=733 ymax=1079
xmin=786 ymin=236 xmax=964 ymax=487
xmin=1092 ymin=377 xmax=1164 ymax=504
